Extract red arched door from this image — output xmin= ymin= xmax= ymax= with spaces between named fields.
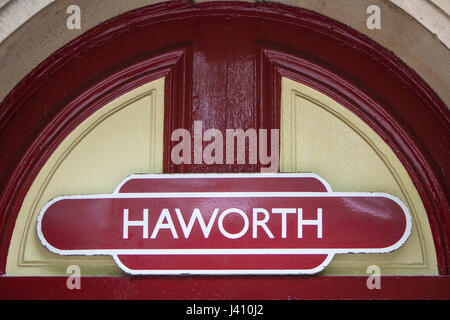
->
xmin=0 ymin=1 xmax=448 ymax=299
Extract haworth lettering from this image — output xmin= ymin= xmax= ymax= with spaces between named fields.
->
xmin=123 ymin=207 xmax=324 ymax=240
xmin=37 ymin=173 xmax=411 ymax=275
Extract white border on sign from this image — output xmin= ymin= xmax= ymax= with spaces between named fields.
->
xmin=113 ymin=172 xmax=334 ymax=193
xmin=36 ymin=173 xmax=412 ymax=275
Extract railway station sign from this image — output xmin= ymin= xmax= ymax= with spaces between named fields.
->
xmin=37 ymin=174 xmax=411 ymax=275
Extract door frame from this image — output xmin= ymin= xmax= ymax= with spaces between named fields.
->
xmin=0 ymin=1 xmax=448 ymax=299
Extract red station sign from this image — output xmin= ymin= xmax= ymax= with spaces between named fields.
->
xmin=37 ymin=174 xmax=411 ymax=275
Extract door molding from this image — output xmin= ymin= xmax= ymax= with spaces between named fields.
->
xmin=258 ymin=43 xmax=449 ymax=274
xmin=0 ymin=1 xmax=448 ymax=298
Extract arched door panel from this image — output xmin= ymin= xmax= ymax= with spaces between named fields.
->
xmin=0 ymin=1 xmax=448 ymax=298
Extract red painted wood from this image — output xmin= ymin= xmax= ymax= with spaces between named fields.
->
xmin=0 ymin=276 xmax=449 ymax=300
xmin=0 ymin=44 xmax=191 ymax=275
xmin=0 ymin=0 xmax=448 ymax=297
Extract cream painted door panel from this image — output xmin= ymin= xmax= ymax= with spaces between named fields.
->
xmin=281 ymin=77 xmax=437 ymax=275
xmin=6 ymin=78 xmax=164 ymax=276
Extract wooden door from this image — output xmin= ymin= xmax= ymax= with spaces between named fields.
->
xmin=0 ymin=1 xmax=449 ymax=298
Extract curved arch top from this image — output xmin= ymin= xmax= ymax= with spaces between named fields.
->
xmin=0 ymin=0 xmax=448 ymax=285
